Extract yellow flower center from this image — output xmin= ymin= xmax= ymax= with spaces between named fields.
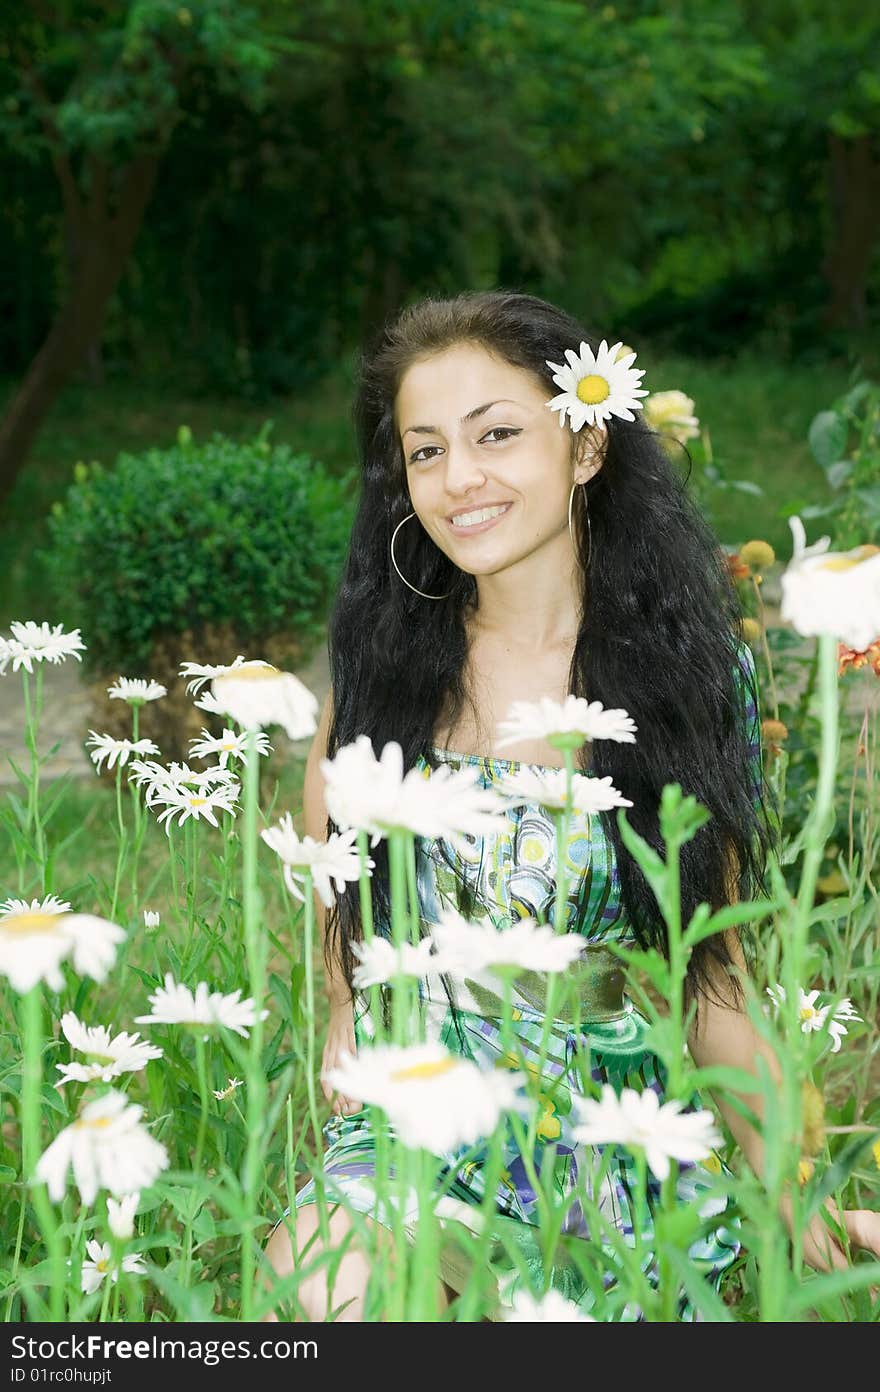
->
xmin=0 ymin=911 xmax=64 ymax=938
xmin=84 ymin=1051 xmax=116 ymax=1065
xmin=576 ymin=374 xmax=610 ymax=405
xmin=817 ymin=544 xmax=880 ymax=572
xmin=74 ymin=1115 xmax=113 ymax=1130
xmin=799 ymin=1005 xmax=818 ymax=1021
xmin=188 ymin=797 xmax=207 ymax=807
xmin=96 ymin=1259 xmax=110 ymax=1273
xmin=215 ymin=664 xmax=280 ymax=685
xmin=222 ymin=741 xmax=236 ymax=750
xmin=390 ymin=1057 xmax=458 ymax=1083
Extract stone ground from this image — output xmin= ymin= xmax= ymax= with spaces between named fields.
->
xmin=0 ymin=583 xmax=876 ymax=787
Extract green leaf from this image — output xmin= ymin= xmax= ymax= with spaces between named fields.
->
xmin=808 ymin=410 xmax=848 ymax=469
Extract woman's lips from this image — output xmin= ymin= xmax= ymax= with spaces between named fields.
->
xmin=446 ymin=502 xmax=513 ymax=537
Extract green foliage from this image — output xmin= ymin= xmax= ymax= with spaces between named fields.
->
xmin=801 ymin=377 xmax=880 ymax=547
xmin=41 ymin=424 xmax=354 ymax=673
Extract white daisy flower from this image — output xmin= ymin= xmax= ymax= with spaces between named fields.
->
xmin=86 ymin=732 xmax=161 ymax=774
xmin=0 ymin=894 xmax=71 ymax=917
xmin=107 ymin=677 xmax=167 ymax=705
xmin=261 ymin=814 xmax=371 ymax=909
xmin=213 ymin=1077 xmax=244 ymax=1101
xmin=128 ymin=759 xmax=238 ymax=806
xmin=545 ymin=339 xmax=649 ymax=431
xmin=188 ymin=726 xmax=272 ymax=768
xmin=153 ymin=784 xmax=240 ymax=835
xmin=571 ymin=1084 xmax=722 ymax=1182
xmin=134 ymin=973 xmax=268 ymax=1040
xmin=351 ymin=936 xmax=441 ymax=989
xmin=429 ymin=906 xmax=586 ymax=977
xmin=643 ymin=390 xmax=700 ymax=447
xmin=324 ymin=1041 xmax=526 ymax=1154
xmin=766 ymin=984 xmax=862 ymax=1053
xmin=320 ymin=736 xmax=516 ymax=850
xmin=497 ymin=766 xmax=633 ymax=814
xmin=827 ymin=997 xmax=862 ymax=1053
xmin=180 ymin=656 xmax=318 ymax=741
xmin=54 ymin=1011 xmax=163 ymax=1087
xmin=0 ymin=621 xmax=86 ymax=675
xmin=780 ymin=516 xmax=880 ymax=653
xmin=504 ymin=1289 xmax=595 ymax=1322
xmin=192 ymin=689 xmax=228 ymax=717
xmin=80 ymin=1239 xmax=147 ymax=1294
xmin=143 ymin=910 xmax=160 ymax=929
xmin=496 ymin=695 xmax=638 ymax=752
xmin=36 ymin=1090 xmax=169 ymax=1204
xmin=106 ymin=1193 xmax=139 ymax=1240
xmin=0 ymin=909 xmax=125 ymax=994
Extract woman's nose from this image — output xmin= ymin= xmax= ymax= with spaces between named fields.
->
xmin=443 ymin=440 xmax=487 ymax=494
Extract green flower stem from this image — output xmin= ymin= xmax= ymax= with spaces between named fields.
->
xmin=3 ymin=1183 xmax=27 ymax=1321
xmin=128 ymin=704 xmax=144 ymax=904
xmin=20 ymin=985 xmax=64 ymax=1321
xmin=21 ymin=666 xmax=47 ymax=893
xmin=109 ymin=761 xmax=128 ymax=923
xmin=356 ymin=830 xmax=386 ymax=1046
xmin=98 ymin=1263 xmax=114 ymax=1322
xmin=300 ymin=868 xmax=332 ymax=1253
xmin=239 ymin=726 xmax=269 ymax=1322
xmin=183 ymin=1036 xmax=211 ymax=1288
xmin=385 ymin=831 xmax=416 ymax=1320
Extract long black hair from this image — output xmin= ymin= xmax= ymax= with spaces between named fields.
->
xmin=322 ymin=290 xmax=775 ymax=1023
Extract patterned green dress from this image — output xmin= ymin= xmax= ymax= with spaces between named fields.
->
xmin=286 ymin=642 xmax=763 ymax=1320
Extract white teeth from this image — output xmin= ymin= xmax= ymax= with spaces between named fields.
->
xmin=451 ymin=504 xmax=509 ymax=528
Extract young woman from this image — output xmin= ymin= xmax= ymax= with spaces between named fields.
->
xmin=263 ymin=290 xmax=880 ymax=1321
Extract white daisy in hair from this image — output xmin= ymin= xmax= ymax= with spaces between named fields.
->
xmin=135 ymin=973 xmax=268 ymax=1039
xmin=428 ymin=906 xmax=586 ymax=976
xmin=36 ymin=1089 xmax=169 ymax=1204
xmin=324 ymin=1041 xmax=527 ymax=1154
xmin=497 ymin=765 xmax=633 ymax=814
xmin=504 ymin=1289 xmax=595 ymax=1322
xmin=0 ymin=893 xmax=71 ymax=917
xmin=780 ymin=515 xmax=880 ymax=652
xmin=0 ymin=907 xmax=125 ymax=994
xmin=571 ymin=1084 xmax=721 ymax=1182
xmin=80 ymin=1240 xmax=147 ymax=1294
xmin=54 ymin=1011 xmax=163 ymax=1088
xmin=152 ymin=783 xmax=239 ymax=835
xmin=86 ymin=732 xmax=161 ymax=774
xmin=180 ymin=655 xmax=318 ymax=741
xmin=496 ymin=694 xmax=638 ymax=752
xmin=107 ymin=677 xmax=167 ymax=705
xmin=545 ymin=339 xmax=649 ymax=431
xmin=320 ymin=735 xmax=517 ymax=849
xmin=189 ymin=726 xmax=272 ymax=768
xmin=107 ymin=1193 xmax=139 ymax=1240
xmin=261 ymin=814 xmax=370 ymax=908
xmin=351 ymin=935 xmax=441 ymax=989
xmin=0 ymin=620 xmax=86 ymax=675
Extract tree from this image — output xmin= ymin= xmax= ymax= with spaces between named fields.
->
xmin=0 ymin=0 xmax=278 ymax=505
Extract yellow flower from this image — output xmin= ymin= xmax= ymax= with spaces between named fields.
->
xmin=797 ymin=1157 xmax=815 ymax=1185
xmin=702 ymin=1152 xmax=723 ymax=1175
xmin=740 ymin=617 xmax=763 ymax=645
xmin=761 ymin=718 xmax=789 ymax=744
xmin=816 ymin=868 xmax=849 ymax=896
xmin=739 ymin=540 xmax=776 ymax=571
xmin=643 ymin=390 xmax=700 ymax=447
xmin=872 ymin=1139 xmax=880 ymax=1171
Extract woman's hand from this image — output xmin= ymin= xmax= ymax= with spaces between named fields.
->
xmin=782 ymin=1191 xmax=880 ymax=1277
xmin=320 ymin=998 xmax=362 ymax=1116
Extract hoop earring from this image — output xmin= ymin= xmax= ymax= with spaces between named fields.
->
xmin=390 ymin=512 xmax=453 ymax=601
xmin=568 ymin=482 xmax=593 ymax=566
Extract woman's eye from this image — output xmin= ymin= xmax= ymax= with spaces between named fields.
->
xmin=482 ymin=427 xmax=520 ymax=444
xmin=410 ymin=445 xmax=442 ymax=465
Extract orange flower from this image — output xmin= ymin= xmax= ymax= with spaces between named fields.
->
xmin=838 ymin=638 xmax=880 ymax=679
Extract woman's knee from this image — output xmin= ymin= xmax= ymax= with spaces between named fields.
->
xmin=262 ymin=1202 xmax=383 ymax=1322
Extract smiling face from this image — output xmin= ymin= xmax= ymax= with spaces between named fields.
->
xmin=395 ymin=342 xmax=604 ymax=578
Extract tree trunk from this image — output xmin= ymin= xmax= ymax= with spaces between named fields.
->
xmin=822 ymin=131 xmax=880 ymax=332
xmin=0 ymin=151 xmax=160 ymax=508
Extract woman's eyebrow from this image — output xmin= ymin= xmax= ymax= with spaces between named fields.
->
xmin=402 ymin=399 xmax=524 ymax=438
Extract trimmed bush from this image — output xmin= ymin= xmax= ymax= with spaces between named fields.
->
xmin=43 ymin=423 xmax=354 ymax=675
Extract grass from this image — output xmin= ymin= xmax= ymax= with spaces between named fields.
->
xmin=0 ymin=347 xmax=855 ymax=628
